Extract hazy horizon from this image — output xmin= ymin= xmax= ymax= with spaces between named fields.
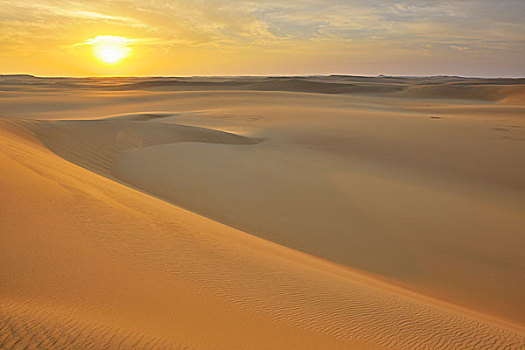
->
xmin=3 ymin=73 xmax=525 ymax=79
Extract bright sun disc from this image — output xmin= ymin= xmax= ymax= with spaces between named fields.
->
xmin=90 ymin=35 xmax=132 ymax=65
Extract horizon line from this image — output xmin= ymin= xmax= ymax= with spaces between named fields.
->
xmin=2 ymin=73 xmax=525 ymax=80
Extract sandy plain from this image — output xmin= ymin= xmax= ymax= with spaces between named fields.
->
xmin=1 ymin=75 xmax=525 ymax=349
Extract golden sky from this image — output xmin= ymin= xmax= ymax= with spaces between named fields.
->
xmin=1 ymin=0 xmax=524 ymax=77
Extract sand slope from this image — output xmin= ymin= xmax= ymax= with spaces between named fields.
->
xmin=1 ymin=76 xmax=525 ymax=349
xmin=1 ymin=117 xmax=525 ymax=349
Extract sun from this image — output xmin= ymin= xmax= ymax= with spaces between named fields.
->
xmin=89 ymin=35 xmax=132 ymax=65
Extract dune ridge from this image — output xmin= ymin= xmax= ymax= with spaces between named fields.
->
xmin=20 ymin=118 xmax=262 ymax=175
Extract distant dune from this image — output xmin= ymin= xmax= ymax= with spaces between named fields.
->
xmin=1 ymin=76 xmax=524 ymax=349
xmin=2 ymin=74 xmax=525 ymax=103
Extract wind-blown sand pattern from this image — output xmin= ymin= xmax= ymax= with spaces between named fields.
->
xmin=1 ymin=75 xmax=525 ymax=349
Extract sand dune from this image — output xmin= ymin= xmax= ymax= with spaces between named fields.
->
xmin=1 ymin=76 xmax=525 ymax=349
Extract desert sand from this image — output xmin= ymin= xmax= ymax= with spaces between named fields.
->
xmin=1 ymin=75 xmax=525 ymax=349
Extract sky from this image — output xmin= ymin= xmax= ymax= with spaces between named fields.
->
xmin=1 ymin=0 xmax=524 ymax=77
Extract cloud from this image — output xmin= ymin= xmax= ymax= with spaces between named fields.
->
xmin=69 ymin=10 xmax=140 ymax=23
xmin=2 ymin=0 xmax=524 ymax=50
xmin=74 ymin=35 xmax=137 ymax=47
